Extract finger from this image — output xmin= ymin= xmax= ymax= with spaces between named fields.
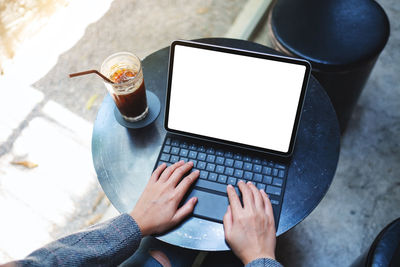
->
xmin=226 ymin=184 xmax=242 ymax=216
xmin=150 ymin=163 xmax=167 ymax=183
xmin=238 ymin=181 xmax=254 ymax=209
xmin=247 ymin=181 xmax=264 ymax=211
xmin=223 ymin=205 xmax=233 ymax=236
xmin=168 ymin=161 xmax=194 ymax=186
xmin=261 ymin=189 xmax=276 ymax=228
xmin=175 ymin=169 xmax=200 ymax=199
xmin=159 ymin=160 xmax=185 ymax=182
xmin=171 ymin=197 xmax=197 ymax=225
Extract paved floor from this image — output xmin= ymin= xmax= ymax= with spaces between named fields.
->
xmin=0 ymin=0 xmax=399 ymax=266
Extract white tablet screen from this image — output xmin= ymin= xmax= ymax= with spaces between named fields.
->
xmin=167 ymin=44 xmax=307 ymax=153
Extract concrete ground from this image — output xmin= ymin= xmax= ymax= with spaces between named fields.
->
xmin=0 ymin=0 xmax=399 ymax=266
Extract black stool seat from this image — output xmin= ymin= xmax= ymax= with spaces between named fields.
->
xmin=351 ymin=218 xmax=400 ymax=266
xmin=270 ymin=0 xmax=389 ymax=71
xmin=267 ymin=0 xmax=390 ymax=131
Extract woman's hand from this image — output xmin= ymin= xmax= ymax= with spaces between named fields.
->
xmin=223 ymin=181 xmax=277 ymax=265
xmin=130 ymin=161 xmax=199 ymax=236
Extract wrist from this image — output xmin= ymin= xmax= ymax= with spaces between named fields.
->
xmin=130 ymin=211 xmax=151 ymax=236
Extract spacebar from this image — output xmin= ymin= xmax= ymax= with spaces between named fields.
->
xmin=194 ymin=179 xmax=240 ymax=196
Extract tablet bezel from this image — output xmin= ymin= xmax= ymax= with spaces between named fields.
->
xmin=164 ymin=40 xmax=311 ymax=157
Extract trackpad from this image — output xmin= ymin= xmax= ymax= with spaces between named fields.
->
xmin=185 ymin=189 xmax=229 ymax=223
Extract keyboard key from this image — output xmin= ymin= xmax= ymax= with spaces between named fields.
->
xmin=268 ymin=162 xmax=274 ymax=167
xmin=257 ymin=183 xmax=266 ymax=191
xmin=160 ymin=153 xmax=170 ymax=161
xmin=206 ymin=148 xmax=215 ymax=154
xmin=171 ymin=147 xmax=180 ymax=155
xmin=262 ymin=159 xmax=269 ymax=165
xmin=273 ymin=178 xmax=283 ymax=187
xmin=272 ymin=168 xmax=279 ymax=177
xmin=225 ymin=152 xmax=233 ymax=158
xmin=253 ymin=173 xmax=262 ymax=182
xmin=263 ymin=175 xmax=272 ymax=184
xmin=171 ymin=139 xmax=180 ymax=146
xmin=234 ymin=153 xmax=242 ymax=160
xmin=243 ymin=156 xmax=252 ymax=162
xmin=278 ymin=170 xmax=285 ymax=178
xmin=224 ymin=159 xmax=234 ymax=167
xmin=179 ymin=157 xmax=188 ymax=162
xmin=198 ymin=146 xmax=206 ymax=152
xmin=189 ymin=144 xmax=197 ymax=150
xmin=165 ymin=138 xmax=171 ymax=145
xmin=224 ymin=167 xmax=234 ymax=176
xmin=262 ymin=166 xmax=272 ymax=175
xmin=244 ymin=163 xmax=253 ymax=171
xmin=275 ymin=163 xmax=286 ymax=169
xmin=216 ymin=165 xmax=225 ymax=174
xmin=228 ymin=177 xmax=237 ymax=185
xmin=197 ymin=152 xmax=206 ymax=161
xmin=188 ymin=151 xmax=198 ymax=159
xmin=190 ymin=160 xmax=197 ymax=167
xmin=216 ymin=150 xmax=224 ymax=156
xmin=218 ymin=174 xmax=227 ymax=183
xmin=266 ymin=185 xmax=282 ymax=196
xmin=270 ymin=199 xmax=280 ymax=205
xmin=179 ymin=149 xmax=188 ymax=157
xmin=195 ymin=179 xmax=227 ymax=194
xmin=244 ymin=171 xmax=253 ymax=180
xmin=253 ymin=164 xmax=262 ymax=173
xmin=234 ymin=160 xmax=243 ymax=169
xmin=216 ymin=157 xmax=225 ymax=165
xmin=206 ymin=155 xmax=216 ymax=163
xmin=197 ymin=161 xmax=206 ymax=169
xmin=208 ymin=172 xmax=218 ymax=181
xmin=180 ymin=142 xmax=188 ymax=148
xmin=200 ymin=170 xmax=209 ymax=179
xmin=252 ymin=158 xmax=261 ymax=164
xmin=163 ymin=145 xmax=171 ymax=153
xmin=234 ymin=169 xmax=243 ymax=178
xmin=170 ymin=155 xmax=179 ymax=163
xmin=206 ymin=163 xmax=216 ymax=172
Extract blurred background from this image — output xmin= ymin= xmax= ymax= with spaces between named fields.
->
xmin=0 ymin=0 xmax=399 ymax=266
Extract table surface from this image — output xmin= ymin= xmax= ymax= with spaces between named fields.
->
xmin=92 ymin=38 xmax=341 ymax=251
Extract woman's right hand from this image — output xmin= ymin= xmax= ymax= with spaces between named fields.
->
xmin=223 ymin=181 xmax=277 ymax=265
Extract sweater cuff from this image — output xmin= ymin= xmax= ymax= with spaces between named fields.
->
xmin=245 ymin=257 xmax=283 ymax=267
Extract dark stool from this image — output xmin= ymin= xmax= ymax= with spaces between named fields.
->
xmin=266 ymin=0 xmax=390 ymax=132
xmin=351 ymin=218 xmax=400 ymax=267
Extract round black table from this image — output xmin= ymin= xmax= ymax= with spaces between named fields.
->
xmin=92 ymin=38 xmax=340 ymax=251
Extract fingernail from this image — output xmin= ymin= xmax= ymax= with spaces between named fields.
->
xmin=227 ymin=184 xmax=233 ymax=189
xmin=247 ymin=181 xmax=252 ymax=185
xmin=188 ymin=161 xmax=194 ymax=165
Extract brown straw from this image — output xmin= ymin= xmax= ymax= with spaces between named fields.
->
xmin=69 ymin=70 xmax=115 ymax=84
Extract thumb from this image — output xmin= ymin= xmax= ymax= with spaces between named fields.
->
xmin=171 ymin=197 xmax=197 ymax=225
xmin=223 ymin=205 xmax=233 ymax=235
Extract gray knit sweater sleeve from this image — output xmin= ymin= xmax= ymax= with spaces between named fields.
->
xmin=246 ymin=257 xmax=284 ymax=267
xmin=15 ymin=213 xmax=142 ymax=267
